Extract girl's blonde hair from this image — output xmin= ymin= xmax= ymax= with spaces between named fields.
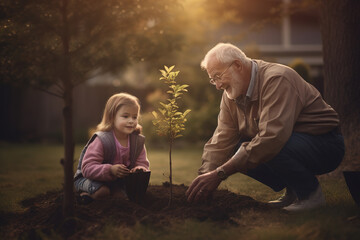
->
xmin=92 ymin=93 xmax=142 ymax=135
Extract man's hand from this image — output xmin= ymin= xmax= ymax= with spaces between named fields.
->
xmin=110 ymin=164 xmax=130 ymax=178
xmin=186 ymin=170 xmax=222 ymax=203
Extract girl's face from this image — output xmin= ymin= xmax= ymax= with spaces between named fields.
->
xmin=113 ymin=104 xmax=139 ymax=137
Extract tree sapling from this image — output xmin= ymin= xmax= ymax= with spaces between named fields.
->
xmin=152 ymin=65 xmax=191 ymax=206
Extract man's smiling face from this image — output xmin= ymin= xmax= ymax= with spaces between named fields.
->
xmin=207 ymin=57 xmax=247 ymax=100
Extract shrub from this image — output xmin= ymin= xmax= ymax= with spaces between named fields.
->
xmin=289 ymin=58 xmax=312 ymax=84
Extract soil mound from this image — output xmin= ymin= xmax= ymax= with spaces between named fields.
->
xmin=0 ymin=184 xmax=269 ymax=239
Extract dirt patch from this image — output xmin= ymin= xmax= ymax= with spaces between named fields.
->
xmin=0 ymin=183 xmax=271 ymax=239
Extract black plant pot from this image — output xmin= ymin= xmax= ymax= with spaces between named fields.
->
xmin=343 ymin=171 xmax=360 ymax=206
xmin=124 ymin=170 xmax=151 ymax=204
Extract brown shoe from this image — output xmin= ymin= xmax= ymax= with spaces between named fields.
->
xmin=268 ymin=188 xmax=297 ymax=208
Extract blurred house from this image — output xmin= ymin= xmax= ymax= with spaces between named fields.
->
xmin=213 ymin=0 xmax=322 ymax=90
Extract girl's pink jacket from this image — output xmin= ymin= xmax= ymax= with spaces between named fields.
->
xmin=81 ymin=132 xmax=149 ymax=182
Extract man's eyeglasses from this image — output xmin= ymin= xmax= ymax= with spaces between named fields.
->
xmin=209 ymin=61 xmax=235 ymax=85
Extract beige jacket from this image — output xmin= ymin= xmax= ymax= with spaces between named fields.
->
xmin=199 ymin=60 xmax=339 ymax=174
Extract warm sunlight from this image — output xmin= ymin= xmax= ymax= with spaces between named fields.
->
xmin=2 ymin=0 xmax=359 ymax=239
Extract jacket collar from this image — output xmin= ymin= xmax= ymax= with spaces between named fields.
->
xmin=234 ymin=59 xmax=260 ymax=106
xmin=248 ymin=59 xmax=261 ymax=102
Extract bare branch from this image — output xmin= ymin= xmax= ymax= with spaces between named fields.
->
xmin=69 ymin=25 xmax=110 ymax=56
xmin=54 ymin=81 xmax=64 ymax=91
xmin=31 ymin=84 xmax=64 ymax=98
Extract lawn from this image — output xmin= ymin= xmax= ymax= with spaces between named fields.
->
xmin=0 ymin=142 xmax=359 ymax=239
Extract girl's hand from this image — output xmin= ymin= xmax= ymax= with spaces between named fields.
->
xmin=110 ymin=164 xmax=130 ymax=178
xmin=130 ymin=166 xmax=148 ymax=173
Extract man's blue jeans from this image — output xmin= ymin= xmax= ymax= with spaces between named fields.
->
xmin=240 ymin=129 xmax=345 ymax=199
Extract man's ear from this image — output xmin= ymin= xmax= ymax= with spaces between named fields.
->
xmin=233 ymin=60 xmax=243 ymax=72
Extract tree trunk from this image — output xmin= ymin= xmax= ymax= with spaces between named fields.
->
xmin=320 ymin=0 xmax=360 ymax=132
xmin=319 ymin=0 xmax=360 ymax=171
xmin=61 ymin=0 xmax=75 ymax=218
xmin=62 ymin=92 xmax=75 ymax=218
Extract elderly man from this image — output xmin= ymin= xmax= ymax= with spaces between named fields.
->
xmin=186 ymin=43 xmax=344 ymax=211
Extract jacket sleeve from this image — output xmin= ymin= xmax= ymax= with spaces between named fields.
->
xmin=81 ymin=137 xmax=116 ymax=181
xmin=198 ymin=94 xmax=240 ymax=174
xmin=134 ymin=145 xmax=150 ymax=170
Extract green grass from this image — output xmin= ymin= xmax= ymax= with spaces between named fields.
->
xmin=0 ymin=142 xmax=203 ymax=212
xmin=0 ymin=143 xmax=66 ymax=212
xmin=1 ymin=142 xmax=360 ymax=239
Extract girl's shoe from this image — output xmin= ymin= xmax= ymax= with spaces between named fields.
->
xmin=77 ymin=194 xmax=94 ymax=205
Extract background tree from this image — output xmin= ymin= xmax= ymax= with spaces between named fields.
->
xmin=0 ymin=0 xmax=181 ymax=219
xmin=319 ymin=0 xmax=360 ymax=170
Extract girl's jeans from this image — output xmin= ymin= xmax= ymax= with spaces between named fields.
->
xmin=240 ymin=128 xmax=345 ymax=199
xmin=74 ymin=177 xmax=125 ymax=195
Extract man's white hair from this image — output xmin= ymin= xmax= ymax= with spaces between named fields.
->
xmin=200 ymin=43 xmax=249 ymax=70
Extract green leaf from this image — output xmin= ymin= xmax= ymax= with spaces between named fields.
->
xmin=159 ymin=108 xmax=166 ymax=116
xmin=183 ymin=109 xmax=191 ymax=116
xmin=152 ymin=111 xmax=158 ymax=119
xmin=168 ymin=65 xmax=175 ymax=72
xmin=159 ymin=102 xmax=168 ymax=108
xmin=160 ymin=69 xmax=166 ymax=76
xmin=167 ymin=99 xmax=175 ymax=104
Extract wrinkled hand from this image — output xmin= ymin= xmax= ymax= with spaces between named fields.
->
xmin=186 ymin=170 xmax=221 ymax=203
xmin=130 ymin=166 xmax=148 ymax=173
xmin=110 ymin=164 xmax=130 ymax=178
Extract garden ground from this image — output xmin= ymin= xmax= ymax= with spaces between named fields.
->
xmin=0 ymin=143 xmax=359 ymax=239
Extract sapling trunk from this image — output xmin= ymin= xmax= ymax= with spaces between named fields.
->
xmin=152 ymin=65 xmax=191 ymax=207
xmin=168 ymin=99 xmax=174 ymax=207
xmin=168 ymin=139 xmax=173 ymax=207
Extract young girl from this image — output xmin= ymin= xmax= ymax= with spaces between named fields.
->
xmin=74 ymin=93 xmax=150 ymax=203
